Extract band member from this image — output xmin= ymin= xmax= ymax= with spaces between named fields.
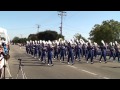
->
xmin=47 ymin=42 xmax=53 ymax=66
xmin=32 ymin=41 xmax=36 ymax=58
xmin=29 ymin=40 xmax=33 ymax=55
xmin=64 ymin=43 xmax=67 ymax=57
xmin=93 ymin=42 xmax=98 ymax=59
xmin=86 ymin=40 xmax=94 ymax=64
xmin=114 ymin=41 xmax=120 ymax=62
xmin=31 ymin=41 xmax=35 ymax=57
xmin=75 ymin=42 xmax=81 ymax=61
xmin=54 ymin=43 xmax=59 ymax=60
xmin=99 ymin=40 xmax=107 ymax=63
xmin=41 ymin=42 xmax=47 ymax=63
xmin=67 ymin=42 xmax=74 ymax=65
xmin=38 ymin=41 xmax=42 ymax=60
xmin=34 ymin=41 xmax=38 ymax=58
xmin=60 ymin=42 xmax=65 ymax=62
xmin=108 ymin=42 xmax=115 ymax=60
xmin=26 ymin=41 xmax=29 ymax=54
xmin=82 ymin=43 xmax=85 ymax=58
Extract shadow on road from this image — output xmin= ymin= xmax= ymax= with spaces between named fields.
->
xmin=102 ymin=66 xmax=120 ymax=68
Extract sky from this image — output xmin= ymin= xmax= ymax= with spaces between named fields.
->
xmin=0 ymin=11 xmax=120 ymax=41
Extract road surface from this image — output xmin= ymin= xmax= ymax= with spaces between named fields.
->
xmin=5 ymin=45 xmax=120 ymax=79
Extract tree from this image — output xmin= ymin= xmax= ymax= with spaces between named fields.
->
xmin=74 ymin=33 xmax=82 ymax=40
xmin=12 ymin=36 xmax=20 ymax=43
xmin=12 ymin=36 xmax=28 ymax=44
xmin=36 ymin=30 xmax=64 ymax=41
xmin=89 ymin=19 xmax=120 ymax=44
xmin=20 ymin=38 xmax=28 ymax=44
xmin=28 ymin=34 xmax=38 ymax=41
xmin=57 ymin=34 xmax=64 ymax=40
xmin=74 ymin=33 xmax=88 ymax=42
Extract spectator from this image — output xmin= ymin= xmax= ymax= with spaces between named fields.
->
xmin=0 ymin=45 xmax=5 ymax=78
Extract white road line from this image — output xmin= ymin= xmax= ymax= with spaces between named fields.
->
xmin=103 ymin=77 xmax=110 ymax=79
xmin=68 ymin=65 xmax=77 ymax=69
xmin=67 ymin=65 xmax=110 ymax=79
xmin=67 ymin=65 xmax=97 ymax=75
xmin=81 ymin=70 xmax=98 ymax=75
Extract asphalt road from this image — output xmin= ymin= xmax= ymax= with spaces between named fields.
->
xmin=5 ymin=45 xmax=120 ymax=79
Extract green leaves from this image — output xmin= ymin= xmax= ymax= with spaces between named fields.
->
xmin=89 ymin=19 xmax=120 ymax=44
xmin=74 ymin=33 xmax=87 ymax=42
xmin=12 ymin=30 xmax=65 ymax=44
xmin=29 ymin=30 xmax=64 ymax=41
xmin=12 ymin=37 xmax=27 ymax=44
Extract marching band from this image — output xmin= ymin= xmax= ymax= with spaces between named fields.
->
xmin=25 ymin=38 xmax=120 ymax=66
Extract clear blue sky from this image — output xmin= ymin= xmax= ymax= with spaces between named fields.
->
xmin=0 ymin=11 xmax=120 ymax=40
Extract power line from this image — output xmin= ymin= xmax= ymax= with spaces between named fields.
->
xmin=58 ymin=11 xmax=67 ymax=35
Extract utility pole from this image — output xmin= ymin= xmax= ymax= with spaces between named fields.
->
xmin=36 ymin=24 xmax=40 ymax=33
xmin=58 ymin=11 xmax=67 ymax=36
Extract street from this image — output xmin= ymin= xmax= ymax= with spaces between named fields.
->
xmin=5 ymin=45 xmax=120 ymax=79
